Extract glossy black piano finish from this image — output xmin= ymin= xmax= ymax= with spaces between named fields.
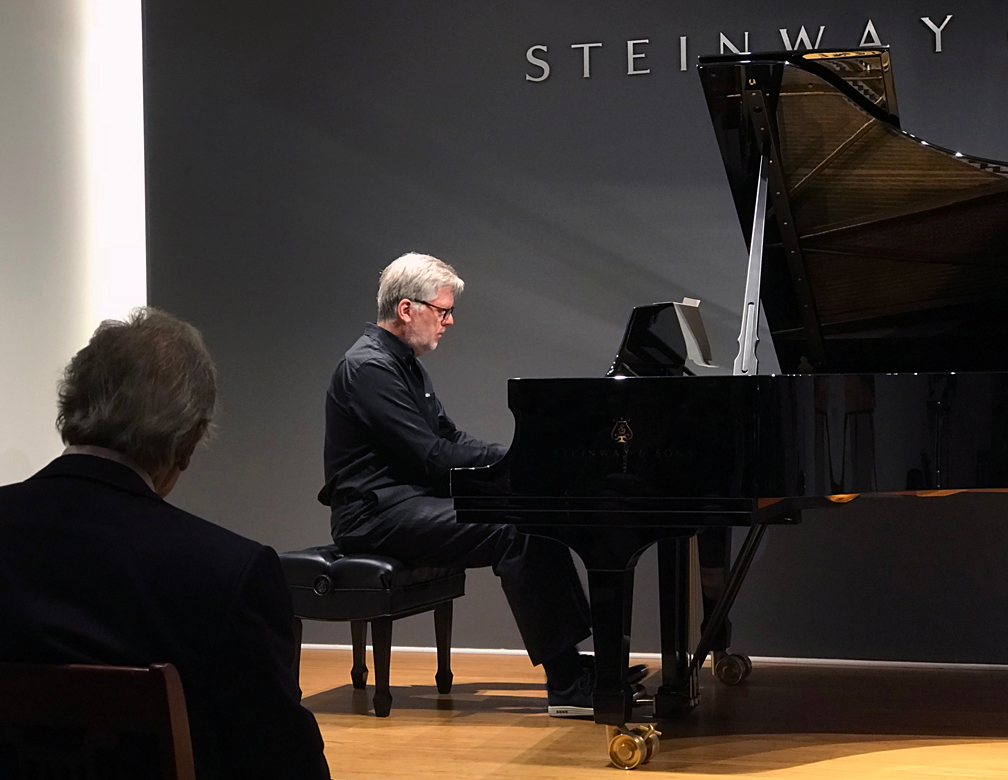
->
xmin=451 ymin=49 xmax=1008 ymax=736
xmin=606 ymin=302 xmax=694 ymax=378
xmin=453 ymin=371 xmax=1008 ymax=723
xmin=457 ymin=372 xmax=1008 ymax=506
xmin=455 ymin=375 xmax=800 ymax=515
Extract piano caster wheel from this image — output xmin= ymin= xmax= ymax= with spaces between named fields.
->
xmin=632 ymin=725 xmax=661 ymax=764
xmin=713 ymin=652 xmax=748 ymax=686
xmin=738 ymin=653 xmax=753 ymax=679
xmin=607 ymin=726 xmax=647 ymax=770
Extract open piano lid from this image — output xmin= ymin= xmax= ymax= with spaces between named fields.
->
xmin=699 ymin=49 xmax=1008 ymax=374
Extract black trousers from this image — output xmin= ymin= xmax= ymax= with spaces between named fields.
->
xmin=334 ymin=495 xmax=592 ymax=666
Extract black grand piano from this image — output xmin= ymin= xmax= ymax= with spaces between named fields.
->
xmin=451 ymin=48 xmax=1008 ymax=768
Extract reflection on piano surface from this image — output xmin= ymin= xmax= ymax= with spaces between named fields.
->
xmin=452 ymin=48 xmax=1008 ymax=768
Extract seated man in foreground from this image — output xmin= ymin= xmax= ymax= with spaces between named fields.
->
xmin=319 ymin=252 xmax=644 ymax=715
xmin=0 ymin=308 xmax=329 ymax=779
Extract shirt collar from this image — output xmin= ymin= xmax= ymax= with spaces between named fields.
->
xmin=365 ymin=322 xmax=416 ymax=363
xmin=62 ymin=445 xmax=156 ymax=492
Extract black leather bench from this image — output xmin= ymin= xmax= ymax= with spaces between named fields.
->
xmin=279 ymin=545 xmax=465 ymax=716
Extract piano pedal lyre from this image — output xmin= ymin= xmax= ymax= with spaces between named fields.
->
xmin=606 ymin=724 xmax=661 ymax=770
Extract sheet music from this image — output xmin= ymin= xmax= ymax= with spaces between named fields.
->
xmin=673 ymin=297 xmax=717 ymax=368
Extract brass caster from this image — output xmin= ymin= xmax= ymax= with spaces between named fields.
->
xmin=632 ymin=725 xmax=661 ymax=764
xmin=607 ymin=726 xmax=646 ymax=770
xmin=714 ymin=652 xmax=747 ymax=686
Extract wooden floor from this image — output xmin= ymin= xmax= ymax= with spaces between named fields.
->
xmin=300 ymin=648 xmax=1008 ymax=779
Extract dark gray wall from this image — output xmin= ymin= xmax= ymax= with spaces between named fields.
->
xmin=144 ymin=0 xmax=1008 ymax=659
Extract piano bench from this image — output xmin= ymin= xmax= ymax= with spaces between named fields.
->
xmin=278 ymin=544 xmax=465 ymax=717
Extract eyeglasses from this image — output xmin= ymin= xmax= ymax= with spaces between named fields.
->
xmin=411 ymin=299 xmax=455 ymax=322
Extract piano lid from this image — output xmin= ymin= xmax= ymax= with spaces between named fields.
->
xmin=699 ymin=49 xmax=1008 ymax=374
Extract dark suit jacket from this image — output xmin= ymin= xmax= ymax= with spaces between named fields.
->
xmin=0 ymin=454 xmax=329 ymax=779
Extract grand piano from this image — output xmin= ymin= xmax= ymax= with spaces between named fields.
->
xmin=451 ymin=48 xmax=1008 ymax=768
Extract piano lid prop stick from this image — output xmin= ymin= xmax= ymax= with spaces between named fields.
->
xmin=733 ymin=147 xmax=770 ymax=376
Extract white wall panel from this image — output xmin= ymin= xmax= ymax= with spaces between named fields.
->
xmin=0 ymin=0 xmax=145 ymax=486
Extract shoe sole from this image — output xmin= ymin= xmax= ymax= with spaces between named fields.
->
xmin=547 ymin=705 xmax=594 ymax=718
xmin=547 ymin=688 xmax=650 ymax=719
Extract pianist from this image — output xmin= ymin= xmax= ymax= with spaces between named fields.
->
xmin=0 ymin=308 xmax=329 ymax=779
xmin=320 ymin=252 xmax=642 ymax=714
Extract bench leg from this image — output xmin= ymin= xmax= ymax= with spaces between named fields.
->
xmin=433 ymin=601 xmax=453 ymax=694
xmin=350 ymin=620 xmax=368 ymax=689
xmin=371 ymin=617 xmax=393 ymax=717
xmin=292 ymin=617 xmax=303 ymax=681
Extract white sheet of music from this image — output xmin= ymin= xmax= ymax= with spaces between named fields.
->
xmin=674 ymin=297 xmax=717 ymax=368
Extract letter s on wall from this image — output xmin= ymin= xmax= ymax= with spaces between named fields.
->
xmin=526 ymin=45 xmax=550 ymax=82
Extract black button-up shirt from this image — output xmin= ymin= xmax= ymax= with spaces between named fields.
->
xmin=320 ymin=323 xmax=505 ymax=531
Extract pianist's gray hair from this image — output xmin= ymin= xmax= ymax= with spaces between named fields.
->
xmin=56 ymin=307 xmax=218 ymax=473
xmin=377 ymin=252 xmax=464 ymax=323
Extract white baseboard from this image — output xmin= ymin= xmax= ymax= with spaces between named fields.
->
xmin=300 ymin=644 xmax=1008 ymax=671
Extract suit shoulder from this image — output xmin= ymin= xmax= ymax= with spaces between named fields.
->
xmin=153 ymin=500 xmax=267 ymax=564
xmin=160 ymin=502 xmax=263 ymax=550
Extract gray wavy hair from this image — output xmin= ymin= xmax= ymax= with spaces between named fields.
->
xmin=56 ymin=307 xmax=218 ymax=473
xmin=376 ymin=252 xmax=464 ymax=322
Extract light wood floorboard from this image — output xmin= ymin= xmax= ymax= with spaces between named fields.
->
xmin=300 ymin=648 xmax=1008 ymax=779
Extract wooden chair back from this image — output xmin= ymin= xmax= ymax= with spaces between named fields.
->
xmin=0 ymin=662 xmax=195 ymax=780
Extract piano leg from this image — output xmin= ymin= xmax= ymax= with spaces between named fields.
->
xmin=585 ymin=567 xmax=636 ymax=726
xmin=698 ymin=527 xmax=733 ymax=651
xmin=654 ymin=536 xmax=700 ymax=719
